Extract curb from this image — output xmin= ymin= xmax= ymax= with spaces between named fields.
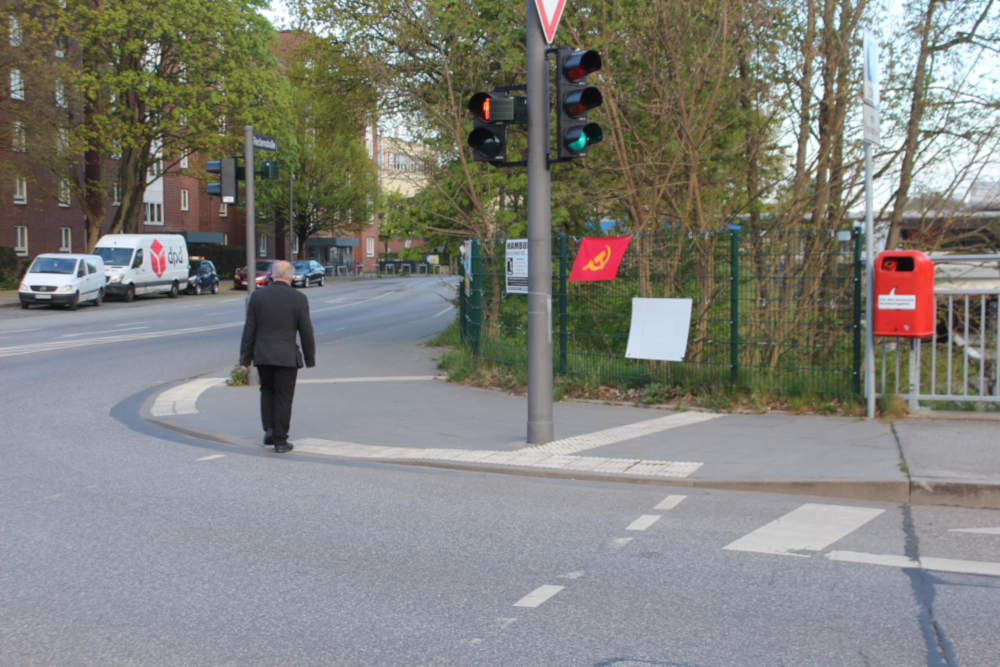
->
xmin=910 ymin=477 xmax=1000 ymax=510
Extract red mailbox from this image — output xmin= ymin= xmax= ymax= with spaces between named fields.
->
xmin=873 ymin=250 xmax=935 ymax=338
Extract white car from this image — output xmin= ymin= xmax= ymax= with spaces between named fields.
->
xmin=19 ymin=254 xmax=106 ymax=310
xmin=92 ymin=234 xmax=188 ymax=302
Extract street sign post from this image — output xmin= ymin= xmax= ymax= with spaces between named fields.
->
xmin=862 ymin=29 xmax=880 ymax=419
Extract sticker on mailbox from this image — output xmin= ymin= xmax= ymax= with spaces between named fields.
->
xmin=878 ymin=288 xmax=916 ymax=311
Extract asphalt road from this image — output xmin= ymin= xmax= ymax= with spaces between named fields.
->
xmin=1 ymin=278 xmax=997 ymax=667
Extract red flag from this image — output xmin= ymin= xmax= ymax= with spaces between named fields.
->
xmin=569 ymin=236 xmax=632 ymax=281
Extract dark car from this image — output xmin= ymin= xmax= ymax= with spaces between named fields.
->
xmin=235 ymin=260 xmax=276 ymax=290
xmin=291 ymin=260 xmax=326 ymax=288
xmin=186 ymin=257 xmax=219 ymax=295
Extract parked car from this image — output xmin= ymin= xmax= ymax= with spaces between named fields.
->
xmin=291 ymin=260 xmax=326 ymax=288
xmin=235 ymin=260 xmax=276 ymax=290
xmin=186 ymin=257 xmax=220 ymax=295
xmin=19 ymin=254 xmax=105 ymax=310
xmin=92 ymin=233 xmax=188 ymax=302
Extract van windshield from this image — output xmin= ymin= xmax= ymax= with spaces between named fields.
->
xmin=29 ymin=257 xmax=77 ymax=275
xmin=93 ymin=247 xmax=134 ymax=267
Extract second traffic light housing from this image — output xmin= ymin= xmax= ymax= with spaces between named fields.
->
xmin=206 ymin=157 xmax=239 ymax=205
xmin=556 ymin=48 xmax=603 ymax=159
xmin=468 ymin=92 xmax=507 ymax=163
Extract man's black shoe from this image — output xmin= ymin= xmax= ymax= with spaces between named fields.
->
xmin=264 ymin=429 xmax=274 ymax=446
xmin=274 ymin=443 xmax=293 ymax=454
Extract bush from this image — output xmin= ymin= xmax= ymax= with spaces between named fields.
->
xmin=0 ymin=246 xmax=21 ymax=290
xmin=189 ymin=244 xmax=247 ymax=280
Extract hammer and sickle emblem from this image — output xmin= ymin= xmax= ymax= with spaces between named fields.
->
xmin=584 ymin=245 xmax=612 ymax=271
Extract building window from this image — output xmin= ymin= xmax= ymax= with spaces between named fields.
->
xmin=55 ymin=79 xmax=66 ymax=108
xmin=9 ymin=15 xmax=20 ymax=46
xmin=14 ymin=226 xmax=27 ymax=256
xmin=56 ymin=128 xmax=68 ymax=153
xmin=58 ymin=179 xmax=70 ymax=206
xmin=292 ymin=235 xmax=299 ymax=255
xmin=219 ymin=202 xmax=227 ymax=217
xmin=54 ymin=34 xmax=65 ymax=58
xmin=218 ymin=116 xmax=226 ymax=136
xmin=112 ymin=182 xmax=121 ymax=206
xmin=14 ymin=177 xmax=27 ymax=204
xmin=180 ymin=189 xmax=189 ymax=211
xmin=10 ymin=69 xmax=24 ymax=100
xmin=12 ymin=121 xmax=25 ymax=152
xmin=59 ymin=227 xmax=72 ymax=252
xmin=180 ymin=154 xmax=188 ymax=169
xmin=366 ymin=237 xmax=375 ymax=258
xmin=144 ymin=202 xmax=163 ymax=225
xmin=147 ymin=159 xmax=163 ymax=180
xmin=259 ymin=234 xmax=267 ymax=257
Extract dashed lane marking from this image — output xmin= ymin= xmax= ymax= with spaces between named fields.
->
xmin=826 ymin=551 xmax=1000 ymax=578
xmin=723 ymin=504 xmax=885 ymax=557
xmin=196 ymin=454 xmax=226 ymax=462
xmin=949 ymin=527 xmax=1000 ymax=535
xmin=62 ymin=326 xmax=149 ymax=338
xmin=431 ymin=306 xmax=453 ymax=318
xmin=627 ymin=515 xmax=662 ymax=531
xmin=654 ymin=495 xmax=687 ymax=510
xmin=0 ymin=321 xmax=242 ymax=358
xmin=609 ymin=538 xmax=633 ymax=550
xmin=513 ymin=585 xmax=564 ymax=608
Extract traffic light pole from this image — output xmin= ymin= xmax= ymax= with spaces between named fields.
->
xmin=526 ymin=0 xmax=553 ymax=444
xmin=244 ymin=126 xmax=259 ymax=387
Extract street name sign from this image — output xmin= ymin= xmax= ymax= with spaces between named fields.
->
xmin=862 ymin=30 xmax=881 ymax=146
xmin=253 ymin=134 xmax=278 ymax=152
xmin=506 ymin=239 xmax=529 ymax=294
xmin=534 ymin=0 xmax=567 ymax=44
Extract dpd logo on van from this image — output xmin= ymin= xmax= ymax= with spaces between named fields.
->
xmin=150 ymin=240 xmax=166 ymax=278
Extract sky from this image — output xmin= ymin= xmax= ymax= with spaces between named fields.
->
xmin=262 ymin=0 xmax=294 ymax=30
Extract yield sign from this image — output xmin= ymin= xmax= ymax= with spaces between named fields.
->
xmin=534 ymin=0 xmax=567 ymax=44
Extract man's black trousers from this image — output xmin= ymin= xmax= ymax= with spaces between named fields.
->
xmin=257 ymin=365 xmax=298 ymax=446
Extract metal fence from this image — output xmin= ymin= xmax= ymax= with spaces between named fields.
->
xmin=459 ymin=231 xmax=863 ymax=396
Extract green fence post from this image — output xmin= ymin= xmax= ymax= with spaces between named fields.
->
xmin=469 ymin=239 xmax=482 ymax=356
xmin=458 ymin=253 xmax=467 ymax=346
xmin=558 ymin=233 xmax=568 ymax=373
xmin=853 ymin=228 xmax=863 ymax=396
xmin=730 ymin=229 xmax=740 ymax=385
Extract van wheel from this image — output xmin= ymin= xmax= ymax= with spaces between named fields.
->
xmin=194 ymin=283 xmax=202 ymax=296
xmin=212 ymin=281 xmax=219 ymax=294
xmin=68 ymin=292 xmax=79 ymax=311
xmin=168 ymin=282 xmax=179 ymax=298
xmin=124 ymin=285 xmax=135 ymax=303
xmin=94 ymin=290 xmax=103 ymax=307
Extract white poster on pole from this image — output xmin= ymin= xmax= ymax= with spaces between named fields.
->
xmin=863 ymin=29 xmax=881 ymax=146
xmin=505 ymin=239 xmax=529 ymax=294
xmin=625 ymin=298 xmax=693 ymax=362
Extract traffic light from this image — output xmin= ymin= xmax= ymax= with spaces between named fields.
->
xmin=468 ymin=92 xmax=507 ymax=162
xmin=556 ymin=48 xmax=603 ymax=159
xmin=206 ymin=157 xmax=238 ymax=205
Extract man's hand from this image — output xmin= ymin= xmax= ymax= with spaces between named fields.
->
xmin=241 ymin=366 xmax=248 ymax=373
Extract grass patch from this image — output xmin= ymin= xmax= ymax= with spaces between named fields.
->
xmin=878 ymin=394 xmax=910 ymax=420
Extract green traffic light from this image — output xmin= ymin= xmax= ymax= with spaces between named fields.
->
xmin=564 ymin=123 xmax=603 ymax=154
xmin=468 ymin=127 xmax=501 ymax=158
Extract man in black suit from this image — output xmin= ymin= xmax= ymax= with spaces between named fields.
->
xmin=240 ymin=261 xmax=316 ymax=453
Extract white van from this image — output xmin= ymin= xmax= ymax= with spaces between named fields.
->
xmin=92 ymin=234 xmax=188 ymax=302
xmin=18 ymin=254 xmax=106 ymax=310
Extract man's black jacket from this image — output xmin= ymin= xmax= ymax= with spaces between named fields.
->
xmin=239 ymin=281 xmax=316 ymax=369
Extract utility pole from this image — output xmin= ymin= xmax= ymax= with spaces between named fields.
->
xmin=289 ymin=171 xmax=294 ymax=260
xmin=244 ymin=126 xmax=259 ymax=386
xmin=526 ymin=0 xmax=553 ymax=444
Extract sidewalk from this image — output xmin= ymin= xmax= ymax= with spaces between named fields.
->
xmin=141 ymin=333 xmax=1000 ymax=509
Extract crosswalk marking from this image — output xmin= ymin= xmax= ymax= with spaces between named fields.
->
xmin=626 ymin=515 xmax=662 ymax=531
xmin=723 ymin=504 xmax=885 ymax=557
xmin=827 ymin=551 xmax=1000 ymax=578
xmin=151 ymin=378 xmax=227 ymax=416
xmin=513 ymin=585 xmax=564 ymax=608
xmin=653 ymin=495 xmax=687 ymax=511
xmin=528 ymin=411 xmax=721 ymax=457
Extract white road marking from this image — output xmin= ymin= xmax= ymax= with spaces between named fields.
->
xmin=431 ymin=306 xmax=453 ymax=318
xmin=335 ymin=327 xmax=347 ymax=331
xmin=609 ymin=538 xmax=633 ymax=550
xmin=827 ymin=551 xmax=1000 ymax=577
xmin=0 ymin=321 xmax=242 ymax=358
xmin=723 ymin=504 xmax=885 ymax=557
xmin=293 ymin=438 xmax=703 ymax=478
xmin=0 ymin=327 xmax=43 ymax=336
xmin=559 ymin=571 xmax=584 ymax=579
xmin=654 ymin=495 xmax=687 ymax=511
xmin=297 ymin=376 xmax=442 ymax=384
xmin=114 ymin=322 xmax=143 ymax=327
xmin=151 ymin=378 xmax=227 ymax=416
xmin=949 ymin=527 xmax=1000 ymax=535
xmin=62 ymin=326 xmax=149 ymax=338
xmin=325 ymin=298 xmax=346 ymax=304
xmin=529 ymin=411 xmax=721 ymax=456
xmin=196 ymin=454 xmax=226 ymax=462
xmin=627 ymin=515 xmax=662 ymax=531
xmin=310 ymin=292 xmax=396 ymax=314
xmin=513 ymin=585 xmax=564 ymax=608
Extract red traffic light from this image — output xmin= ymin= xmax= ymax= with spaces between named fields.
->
xmin=469 ymin=93 xmax=492 ymax=122
xmin=562 ymin=50 xmax=602 ymax=83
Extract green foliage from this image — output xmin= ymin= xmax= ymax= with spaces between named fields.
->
xmin=427 ymin=316 xmax=461 ymax=348
xmin=227 ymin=365 xmax=248 ymax=387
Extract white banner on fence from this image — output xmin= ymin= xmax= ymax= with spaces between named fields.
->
xmin=625 ymin=298 xmax=693 ymax=362
xmin=506 ymin=239 xmax=529 ymax=294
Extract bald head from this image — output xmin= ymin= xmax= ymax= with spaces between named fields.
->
xmin=272 ymin=261 xmax=294 ymax=283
